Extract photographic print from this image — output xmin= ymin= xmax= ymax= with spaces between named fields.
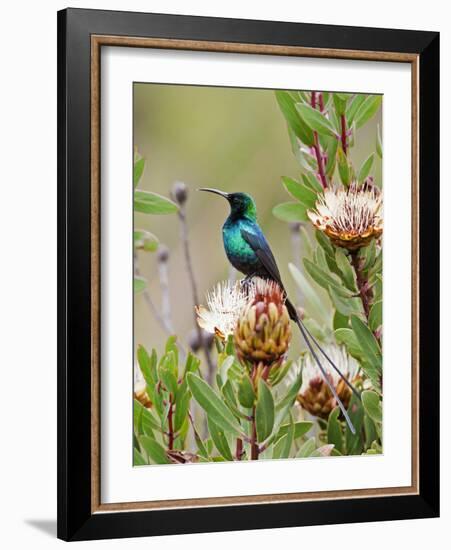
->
xmin=133 ymin=84 xmax=383 ymax=466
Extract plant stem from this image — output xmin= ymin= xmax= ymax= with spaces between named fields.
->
xmin=157 ymin=257 xmax=174 ymax=333
xmin=311 ymin=91 xmax=328 ymax=189
xmin=177 ymin=205 xmax=215 ymax=385
xmin=340 ymin=113 xmax=348 ymax=155
xmin=167 ymin=400 xmax=174 ymax=451
xmin=313 ymin=136 xmax=328 ymax=189
xmin=235 ymin=438 xmax=243 ymax=460
xmin=250 ymin=406 xmax=259 ymax=460
xmin=134 ymin=253 xmax=171 ymax=334
xmin=134 ymin=252 xmax=187 ymax=359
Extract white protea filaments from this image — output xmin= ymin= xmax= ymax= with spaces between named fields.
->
xmin=195 ymin=280 xmax=251 ymax=340
xmin=308 ymin=183 xmax=383 ymax=250
xmin=290 ymin=344 xmax=359 ymax=419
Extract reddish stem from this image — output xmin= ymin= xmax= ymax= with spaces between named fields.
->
xmin=235 ymin=438 xmax=243 ymax=460
xmin=250 ymin=406 xmax=259 ymax=460
xmin=311 ymin=91 xmax=317 ymax=109
xmin=167 ymin=401 xmax=174 ymax=451
xmin=340 ymin=113 xmax=348 ymax=155
xmin=350 ymin=253 xmax=381 ymax=348
xmin=313 ymin=136 xmax=328 ymax=189
xmin=311 ymin=91 xmax=328 ymax=189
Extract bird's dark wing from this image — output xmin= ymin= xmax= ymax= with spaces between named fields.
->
xmin=241 ymin=227 xmax=283 ymax=286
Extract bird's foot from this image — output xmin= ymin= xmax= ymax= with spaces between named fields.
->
xmin=240 ymin=274 xmax=256 ymax=295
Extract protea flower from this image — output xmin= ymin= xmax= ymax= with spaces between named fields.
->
xmin=234 ymin=278 xmax=292 ymax=368
xmin=307 ymin=182 xmax=383 ymax=250
xmin=196 ymin=280 xmax=250 ymax=340
xmin=134 ymin=365 xmax=152 ymax=408
xmin=295 ymin=344 xmax=359 ymax=419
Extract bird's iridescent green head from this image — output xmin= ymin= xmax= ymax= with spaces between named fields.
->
xmin=199 ymin=188 xmax=257 ymax=220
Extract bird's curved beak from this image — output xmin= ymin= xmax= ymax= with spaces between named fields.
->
xmin=198 ymin=187 xmax=230 ymax=200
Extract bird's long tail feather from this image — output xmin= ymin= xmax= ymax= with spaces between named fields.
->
xmin=300 ymin=320 xmax=361 ymax=401
xmin=294 ymin=317 xmax=357 ymax=435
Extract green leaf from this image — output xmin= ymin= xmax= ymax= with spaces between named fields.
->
xmin=315 ymin=229 xmax=335 ymax=260
xmin=302 ymin=172 xmax=324 ymax=194
xmin=350 ymin=315 xmax=382 ymax=370
xmin=271 ymin=368 xmax=303 ymax=440
xmin=327 ymin=407 xmax=344 ymax=454
xmin=329 ymin=285 xmax=362 ymax=317
xmin=237 ymin=374 xmax=256 ymax=408
xmin=334 ymin=328 xmax=362 ymax=358
xmin=354 ymin=95 xmax=382 ymax=129
xmin=137 ymin=345 xmax=154 ymax=385
xmin=333 ymin=310 xmax=349 ymax=330
xmin=296 ymin=437 xmax=316 ymax=458
xmin=255 ymin=379 xmax=275 ymax=442
xmin=268 ymin=359 xmax=293 ymax=387
xmin=360 ymin=240 xmax=376 ymax=271
xmin=364 ymin=414 xmax=379 ymax=449
xmin=139 ymin=436 xmax=170 ymax=464
xmin=134 ymin=399 xmax=160 ymax=434
xmin=324 ymin=137 xmax=339 ymax=177
xmin=333 ymin=93 xmax=348 ymax=116
xmin=273 ymin=416 xmax=295 ymax=459
xmin=134 ymin=190 xmax=178 ymax=215
xmin=335 ymin=249 xmax=356 ymax=291
xmin=357 ymin=153 xmax=375 ymax=184
xmin=346 ymin=95 xmax=367 ymax=127
xmin=368 ymin=301 xmax=382 ymax=332
xmin=337 ymin=148 xmax=351 ymax=186
xmin=272 ymin=202 xmax=308 ymax=223
xmin=187 ymin=373 xmax=243 ymax=437
xmin=362 ymin=390 xmax=382 ymax=423
xmin=281 ymin=176 xmax=317 ymax=208
xmin=174 ymin=391 xmax=190 ymax=432
xmin=376 ymin=124 xmax=383 ymax=159
xmin=288 ymin=263 xmax=328 ymax=324
xmin=276 ymin=421 xmax=313 ymax=442
xmin=133 ymin=157 xmax=145 ymax=188
xmin=361 ymin=362 xmax=382 ymax=394
xmin=158 ymin=362 xmax=178 ymax=397
xmin=296 ymin=103 xmax=337 ymax=137
xmin=134 ymin=276 xmax=147 ymax=294
xmin=272 ymin=434 xmax=289 ymax=459
xmin=133 ymin=447 xmax=148 ymax=466
xmin=345 ymin=393 xmax=364 ymax=455
xmin=303 ymin=258 xmax=354 ymax=298
xmin=134 ymin=230 xmax=159 ymax=252
xmin=275 ymin=91 xmax=314 ymax=146
xmin=207 ymin=417 xmax=233 ymax=461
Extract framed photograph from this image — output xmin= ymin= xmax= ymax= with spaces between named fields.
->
xmin=57 ymin=8 xmax=439 ymax=541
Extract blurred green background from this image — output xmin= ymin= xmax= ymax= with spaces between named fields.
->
xmin=133 ymin=83 xmax=381 ymax=358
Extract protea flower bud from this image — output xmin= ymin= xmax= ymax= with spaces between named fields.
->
xmin=234 ymin=279 xmax=292 ymax=368
xmin=171 ymin=181 xmax=188 ymax=205
xmin=134 ymin=364 xmax=152 ymax=408
xmin=296 ymin=344 xmax=358 ymax=419
xmin=307 ymin=182 xmax=382 ymax=251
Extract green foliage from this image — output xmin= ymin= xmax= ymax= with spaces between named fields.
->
xmin=255 ymin=380 xmax=275 ymax=442
xmin=134 ymin=190 xmax=178 ymax=215
xmin=133 ymin=339 xmax=200 ymax=465
xmin=272 ymin=202 xmax=308 ymax=223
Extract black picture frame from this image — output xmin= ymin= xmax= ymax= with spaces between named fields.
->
xmin=57 ymin=7 xmax=439 ymax=541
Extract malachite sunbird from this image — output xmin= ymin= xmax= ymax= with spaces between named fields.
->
xmin=199 ymin=188 xmax=360 ymax=434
